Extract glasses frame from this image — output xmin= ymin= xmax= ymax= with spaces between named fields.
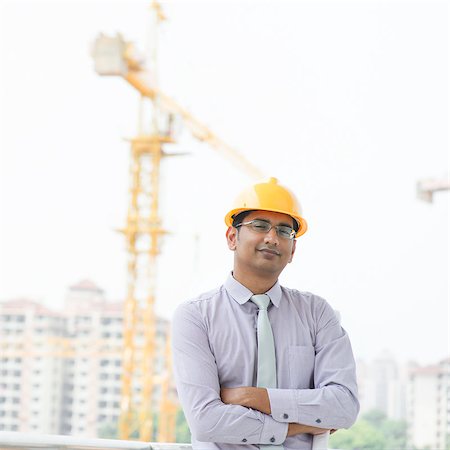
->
xmin=235 ymin=219 xmax=296 ymax=240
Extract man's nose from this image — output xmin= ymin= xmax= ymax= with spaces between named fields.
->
xmin=264 ymin=227 xmax=279 ymax=245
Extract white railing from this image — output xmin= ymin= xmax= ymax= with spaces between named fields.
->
xmin=0 ymin=432 xmax=192 ymax=450
xmin=0 ymin=431 xmax=338 ymax=450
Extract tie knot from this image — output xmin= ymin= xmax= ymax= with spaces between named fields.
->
xmin=251 ymin=294 xmax=270 ymax=310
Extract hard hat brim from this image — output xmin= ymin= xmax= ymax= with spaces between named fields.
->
xmin=225 ymin=207 xmax=307 ymax=238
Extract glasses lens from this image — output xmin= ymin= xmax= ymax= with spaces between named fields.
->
xmin=277 ymin=226 xmax=294 ymax=239
xmin=250 ymin=220 xmax=271 ymax=232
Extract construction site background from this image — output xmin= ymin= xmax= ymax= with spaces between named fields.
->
xmin=0 ymin=1 xmax=448 ymax=449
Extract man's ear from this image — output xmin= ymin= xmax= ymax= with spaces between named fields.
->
xmin=288 ymin=239 xmax=297 ymax=263
xmin=226 ymin=226 xmax=237 ymax=251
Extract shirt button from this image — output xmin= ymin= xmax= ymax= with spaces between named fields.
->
xmin=242 ymin=438 xmax=247 ymax=443
xmin=283 ymin=413 xmax=289 ymax=419
xmin=316 ymin=418 xmax=322 ymax=424
xmin=270 ymin=437 xmax=276 ymax=443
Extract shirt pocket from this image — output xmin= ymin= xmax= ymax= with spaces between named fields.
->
xmin=288 ymin=345 xmax=315 ymax=389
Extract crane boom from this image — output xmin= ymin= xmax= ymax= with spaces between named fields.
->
xmin=95 ymin=34 xmax=264 ymax=180
xmin=124 ymin=71 xmax=264 ymax=179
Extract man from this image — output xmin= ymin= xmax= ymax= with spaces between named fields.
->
xmin=172 ymin=177 xmax=359 ymax=449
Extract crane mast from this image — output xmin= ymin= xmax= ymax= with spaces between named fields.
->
xmin=120 ymin=134 xmax=171 ymax=440
xmin=119 ymin=2 xmax=171 ymax=440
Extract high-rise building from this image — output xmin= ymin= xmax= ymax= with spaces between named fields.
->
xmin=0 ymin=280 xmax=171 ymax=438
xmin=61 ymin=280 xmax=123 ymax=437
xmin=356 ymin=351 xmax=407 ymax=420
xmin=407 ymin=357 xmax=450 ymax=450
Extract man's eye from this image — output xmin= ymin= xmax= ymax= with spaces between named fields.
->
xmin=279 ymin=227 xmax=292 ymax=236
xmin=253 ymin=222 xmax=269 ymax=230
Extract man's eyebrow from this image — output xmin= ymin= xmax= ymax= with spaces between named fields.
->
xmin=254 ymin=218 xmax=292 ymax=227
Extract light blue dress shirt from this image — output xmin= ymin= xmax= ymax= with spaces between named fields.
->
xmin=172 ymin=273 xmax=359 ymax=449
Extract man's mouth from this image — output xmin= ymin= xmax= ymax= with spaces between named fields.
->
xmin=258 ymin=248 xmax=281 ymax=256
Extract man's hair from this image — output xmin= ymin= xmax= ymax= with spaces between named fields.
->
xmin=232 ymin=210 xmax=299 ymax=233
xmin=232 ymin=210 xmax=255 ymax=228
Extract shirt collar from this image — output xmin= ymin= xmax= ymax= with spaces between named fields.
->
xmin=224 ymin=272 xmax=282 ymax=308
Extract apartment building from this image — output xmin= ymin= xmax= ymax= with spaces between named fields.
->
xmin=407 ymin=357 xmax=450 ymax=450
xmin=0 ymin=298 xmax=66 ymax=433
xmin=0 ymin=280 xmax=171 ymax=438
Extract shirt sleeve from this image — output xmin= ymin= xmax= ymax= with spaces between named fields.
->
xmin=172 ymin=302 xmax=288 ymax=445
xmin=267 ymin=297 xmax=360 ymax=429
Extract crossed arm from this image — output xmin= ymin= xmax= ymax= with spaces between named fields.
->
xmin=220 ymin=386 xmax=335 ymax=437
xmin=220 ymin=386 xmax=336 ymax=437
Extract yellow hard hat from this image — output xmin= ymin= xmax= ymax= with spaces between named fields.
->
xmin=224 ymin=177 xmax=308 ymax=237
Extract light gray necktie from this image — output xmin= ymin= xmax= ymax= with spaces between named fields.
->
xmin=251 ymin=294 xmax=283 ymax=450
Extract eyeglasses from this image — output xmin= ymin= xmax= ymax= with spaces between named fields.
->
xmin=235 ymin=219 xmax=296 ymax=240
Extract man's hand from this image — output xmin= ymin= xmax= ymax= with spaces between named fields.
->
xmin=220 ymin=387 xmax=271 ymax=415
xmin=287 ymin=423 xmax=335 ymax=436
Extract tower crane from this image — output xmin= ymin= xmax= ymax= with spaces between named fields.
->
xmin=91 ymin=1 xmax=263 ymax=442
xmin=417 ymin=176 xmax=449 ymax=202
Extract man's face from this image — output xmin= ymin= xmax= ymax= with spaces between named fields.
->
xmin=226 ymin=210 xmax=297 ymax=278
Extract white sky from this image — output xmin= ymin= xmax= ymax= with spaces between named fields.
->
xmin=0 ymin=0 xmax=448 ymax=366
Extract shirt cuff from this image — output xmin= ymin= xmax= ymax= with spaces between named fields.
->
xmin=267 ymin=388 xmax=298 ymax=423
xmin=259 ymin=412 xmax=288 ymax=445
